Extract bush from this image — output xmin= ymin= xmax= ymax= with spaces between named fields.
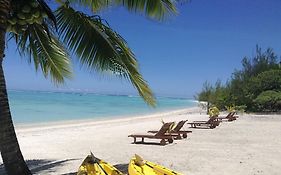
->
xmin=254 ymin=90 xmax=281 ymax=112
xmin=235 ymin=105 xmax=247 ymax=114
xmin=208 ymin=106 xmax=220 ymax=117
xmin=197 ymin=46 xmax=281 ymax=112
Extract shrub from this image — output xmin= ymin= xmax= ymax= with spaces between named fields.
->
xmin=254 ymin=90 xmax=281 ymax=112
xmin=208 ymin=106 xmax=220 ymax=117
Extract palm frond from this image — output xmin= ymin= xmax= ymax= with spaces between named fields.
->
xmin=14 ymin=24 xmax=72 ymax=84
xmin=59 ymin=0 xmax=111 ymax=12
xmin=56 ymin=5 xmax=156 ymax=106
xmin=115 ymin=0 xmax=178 ymax=20
xmin=37 ymin=0 xmax=57 ymax=27
xmin=63 ymin=0 xmax=178 ymax=20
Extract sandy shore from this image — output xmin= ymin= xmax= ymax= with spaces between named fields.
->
xmin=1 ymin=107 xmax=281 ymax=175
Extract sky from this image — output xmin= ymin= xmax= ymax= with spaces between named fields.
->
xmin=3 ymin=0 xmax=281 ymax=98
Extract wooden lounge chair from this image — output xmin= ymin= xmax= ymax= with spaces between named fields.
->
xmin=217 ymin=112 xmax=238 ymax=122
xmin=187 ymin=116 xmax=219 ymax=129
xmin=148 ymin=120 xmax=192 ymax=139
xmin=128 ymin=122 xmax=175 ymax=145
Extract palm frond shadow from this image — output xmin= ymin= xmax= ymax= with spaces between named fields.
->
xmin=0 ymin=158 xmax=79 ymax=175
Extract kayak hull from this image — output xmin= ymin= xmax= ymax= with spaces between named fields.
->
xmin=77 ymin=155 xmax=124 ymax=175
xmin=128 ymin=155 xmax=183 ymax=175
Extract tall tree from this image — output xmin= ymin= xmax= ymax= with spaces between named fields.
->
xmin=0 ymin=0 xmax=180 ymax=174
xmin=196 ymin=81 xmax=213 ymax=114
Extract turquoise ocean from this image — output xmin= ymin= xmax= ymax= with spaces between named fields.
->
xmin=8 ymin=90 xmax=197 ymax=124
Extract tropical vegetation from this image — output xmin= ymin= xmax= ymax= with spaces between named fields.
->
xmin=0 ymin=0 xmax=180 ymax=174
xmin=197 ymin=46 xmax=281 ymax=113
xmin=208 ymin=106 xmax=220 ymax=117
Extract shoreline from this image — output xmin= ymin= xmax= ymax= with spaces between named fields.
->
xmin=1 ymin=107 xmax=281 ymax=174
xmin=15 ymin=106 xmax=201 ymax=131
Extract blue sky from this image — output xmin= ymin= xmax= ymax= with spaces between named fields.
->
xmin=4 ymin=0 xmax=281 ymax=98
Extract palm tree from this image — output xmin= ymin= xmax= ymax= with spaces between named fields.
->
xmin=0 ymin=0 xmax=179 ymax=174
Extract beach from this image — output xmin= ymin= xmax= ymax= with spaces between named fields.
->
xmin=1 ymin=107 xmax=281 ymax=175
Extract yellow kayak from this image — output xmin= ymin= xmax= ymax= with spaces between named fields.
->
xmin=77 ymin=152 xmax=124 ymax=175
xmin=128 ymin=154 xmax=183 ymax=175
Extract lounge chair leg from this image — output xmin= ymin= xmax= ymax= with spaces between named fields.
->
xmin=176 ymin=134 xmax=181 ymax=139
xmin=183 ymin=133 xmax=187 ymax=138
xmin=141 ymin=137 xmax=144 ymax=143
xmin=168 ymin=138 xmax=173 ymax=143
xmin=133 ymin=137 xmax=136 ymax=143
xmin=160 ymin=139 xmax=166 ymax=145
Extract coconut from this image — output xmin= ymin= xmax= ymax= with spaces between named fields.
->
xmin=25 ymin=13 xmax=33 ymax=20
xmin=17 ymin=13 xmax=26 ymax=20
xmin=35 ymin=17 xmax=43 ymax=24
xmin=30 ymin=1 xmax=39 ymax=8
xmin=22 ymin=5 xmax=31 ymax=13
xmin=7 ymin=19 xmax=16 ymax=25
xmin=32 ymin=10 xmax=40 ymax=18
xmin=26 ymin=18 xmax=34 ymax=24
xmin=18 ymin=20 xmax=27 ymax=25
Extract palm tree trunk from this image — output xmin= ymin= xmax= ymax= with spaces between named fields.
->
xmin=0 ymin=0 xmax=32 ymax=174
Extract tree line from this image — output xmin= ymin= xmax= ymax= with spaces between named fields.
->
xmin=197 ymin=46 xmax=281 ymax=112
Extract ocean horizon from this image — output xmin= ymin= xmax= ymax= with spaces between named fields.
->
xmin=7 ymin=90 xmax=197 ymax=124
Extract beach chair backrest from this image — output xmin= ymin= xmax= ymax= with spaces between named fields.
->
xmin=155 ymin=122 xmax=174 ymax=137
xmin=228 ymin=112 xmax=235 ymax=118
xmin=172 ymin=120 xmax=186 ymax=132
xmin=206 ymin=116 xmax=216 ymax=124
xmin=224 ymin=112 xmax=234 ymax=118
xmin=225 ymin=112 xmax=232 ymax=118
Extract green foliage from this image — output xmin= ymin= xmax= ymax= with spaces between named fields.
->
xmin=254 ymin=91 xmax=281 ymax=112
xmin=16 ymin=24 xmax=72 ymax=84
xmin=55 ymin=5 xmax=156 ymax=106
xmin=197 ymin=46 xmax=281 ymax=112
xmin=6 ymin=0 xmax=181 ymax=106
xmin=248 ymin=69 xmax=281 ymax=96
xmin=208 ymin=106 xmax=220 ymax=117
xmin=197 ymin=81 xmax=213 ymax=102
xmin=66 ymin=0 xmax=179 ymax=20
xmin=234 ymin=105 xmax=247 ymax=114
xmin=225 ymin=105 xmax=235 ymax=112
xmin=196 ymin=81 xmax=214 ymax=113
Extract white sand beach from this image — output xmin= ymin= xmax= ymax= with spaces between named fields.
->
xmin=1 ymin=107 xmax=281 ymax=175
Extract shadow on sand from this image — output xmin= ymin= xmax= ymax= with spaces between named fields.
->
xmin=0 ymin=158 xmax=79 ymax=175
xmin=114 ymin=163 xmax=129 ymax=174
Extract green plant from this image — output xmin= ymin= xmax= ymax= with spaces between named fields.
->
xmin=254 ymin=90 xmax=281 ymax=112
xmin=197 ymin=46 xmax=281 ymax=113
xmin=225 ymin=105 xmax=236 ymax=112
xmin=208 ymin=106 xmax=220 ymax=117
xmin=235 ymin=105 xmax=247 ymax=114
xmin=0 ymin=1 xmax=180 ymax=174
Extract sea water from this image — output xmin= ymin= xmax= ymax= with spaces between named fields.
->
xmin=7 ymin=90 xmax=197 ymax=124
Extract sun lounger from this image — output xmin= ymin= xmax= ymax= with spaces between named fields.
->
xmin=148 ymin=120 xmax=192 ymax=139
xmin=187 ymin=116 xmax=219 ymax=129
xmin=128 ymin=122 xmax=175 ymax=145
xmin=217 ymin=112 xmax=238 ymax=122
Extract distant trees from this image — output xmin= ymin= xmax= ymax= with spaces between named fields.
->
xmin=196 ymin=46 xmax=281 ymax=112
xmin=197 ymin=81 xmax=213 ymax=113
